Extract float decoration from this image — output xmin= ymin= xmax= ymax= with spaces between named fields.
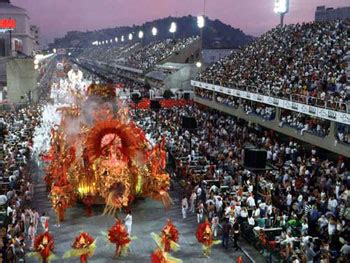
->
xmin=43 ymin=83 xmax=171 ymax=217
xmin=63 ymin=232 xmax=96 ymax=263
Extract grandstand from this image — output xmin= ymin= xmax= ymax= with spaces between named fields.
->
xmin=192 ymin=19 xmax=350 ymax=156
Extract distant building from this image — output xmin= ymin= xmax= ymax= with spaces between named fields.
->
xmin=202 ymin=49 xmax=233 ymax=65
xmin=0 ymin=0 xmax=39 ymax=103
xmin=315 ymin=5 xmax=350 ymax=22
xmin=30 ymin=25 xmax=40 ymax=53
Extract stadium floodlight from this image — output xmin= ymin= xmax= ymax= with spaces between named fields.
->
xmin=102 ymin=41 xmax=104 ymax=44
xmin=34 ymin=64 xmax=39 ymax=70
xmin=169 ymin=22 xmax=177 ymax=33
xmin=115 ymin=37 xmax=118 ymax=42
xmin=34 ymin=59 xmax=39 ymax=65
xmin=274 ymin=0 xmax=289 ymax=14
xmin=128 ymin=33 xmax=133 ymax=41
xmin=110 ymin=39 xmax=113 ymax=43
xmin=138 ymin=30 xmax=144 ymax=39
xmin=197 ymin=15 xmax=205 ymax=29
xmin=121 ymin=35 xmax=125 ymax=42
xmin=152 ymin=27 xmax=158 ymax=36
xmin=53 ymin=48 xmax=57 ymax=53
xmin=274 ymin=0 xmax=289 ymax=26
xmin=68 ymin=52 xmax=72 ymax=56
xmin=196 ymin=61 xmax=202 ymax=68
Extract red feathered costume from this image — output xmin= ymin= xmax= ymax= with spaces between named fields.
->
xmin=196 ymin=219 xmax=220 ymax=257
xmin=108 ymin=219 xmax=131 ymax=257
xmin=70 ymin=232 xmax=95 ymax=263
xmin=160 ymin=220 xmax=179 ymax=252
xmin=150 ymin=248 xmax=182 ymax=263
xmin=33 ymin=232 xmax=55 ymax=263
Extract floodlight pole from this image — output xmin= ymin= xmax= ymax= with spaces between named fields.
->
xmin=280 ymin=13 xmax=285 ymax=27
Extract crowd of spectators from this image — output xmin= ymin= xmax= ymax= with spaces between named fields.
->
xmin=122 ymin=37 xmax=199 ymax=70
xmin=243 ymin=101 xmax=276 ymax=121
xmin=280 ymin=110 xmax=330 ymax=137
xmin=77 ymin=43 xmax=140 ymax=64
xmin=337 ymin=124 xmax=350 ymax=144
xmin=135 ymin=104 xmax=350 ymax=262
xmin=78 ymin=37 xmax=198 ymax=71
xmin=198 ymin=20 xmax=350 ymax=110
xmin=0 ymin=106 xmax=43 ymax=262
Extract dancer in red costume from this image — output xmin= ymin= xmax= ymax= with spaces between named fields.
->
xmin=150 ymin=248 xmax=182 ymax=263
xmin=196 ymin=219 xmax=221 ymax=257
xmin=107 ymin=219 xmax=132 ymax=257
xmin=151 ymin=219 xmax=180 ymax=252
xmin=63 ymin=232 xmax=96 ymax=263
xmin=28 ymin=231 xmax=56 ymax=263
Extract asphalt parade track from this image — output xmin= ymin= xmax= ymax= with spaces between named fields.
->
xmin=27 ymin=161 xmax=261 ymax=263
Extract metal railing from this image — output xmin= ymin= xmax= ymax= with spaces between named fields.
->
xmin=195 ymin=78 xmax=349 ymax=113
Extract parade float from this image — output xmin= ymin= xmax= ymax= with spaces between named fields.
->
xmin=41 ymin=81 xmax=171 ymax=222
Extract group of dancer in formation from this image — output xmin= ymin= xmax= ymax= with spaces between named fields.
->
xmin=27 ymin=217 xmax=222 ymax=262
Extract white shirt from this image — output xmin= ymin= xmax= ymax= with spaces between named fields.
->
xmin=247 ymin=196 xmax=256 ymax=207
xmin=125 ymin=214 xmax=132 ymax=226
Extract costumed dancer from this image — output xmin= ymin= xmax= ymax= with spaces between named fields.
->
xmin=107 ymin=219 xmax=132 ymax=257
xmin=151 ymin=248 xmax=183 ymax=263
xmin=28 ymin=231 xmax=56 ymax=263
xmin=151 ymin=219 xmax=180 ymax=252
xmin=196 ymin=219 xmax=220 ymax=257
xmin=63 ymin=232 xmax=96 ymax=263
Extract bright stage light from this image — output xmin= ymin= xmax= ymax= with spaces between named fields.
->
xmin=34 ymin=64 xmax=39 ymax=70
xmin=196 ymin=61 xmax=202 ymax=68
xmin=128 ymin=33 xmax=133 ymax=41
xmin=274 ymin=0 xmax=289 ymax=14
xmin=138 ymin=30 xmax=144 ymax=39
xmin=115 ymin=37 xmax=118 ymax=42
xmin=197 ymin=15 xmax=205 ymax=29
xmin=34 ymin=59 xmax=39 ymax=65
xmin=169 ymin=22 xmax=177 ymax=33
xmin=152 ymin=27 xmax=158 ymax=36
xmin=110 ymin=39 xmax=113 ymax=43
xmin=121 ymin=35 xmax=125 ymax=42
xmin=53 ymin=48 xmax=57 ymax=53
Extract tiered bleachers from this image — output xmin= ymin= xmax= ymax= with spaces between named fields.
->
xmin=197 ymin=20 xmax=349 ymax=109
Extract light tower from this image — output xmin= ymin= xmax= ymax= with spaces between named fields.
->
xmin=274 ymin=0 xmax=289 ymax=26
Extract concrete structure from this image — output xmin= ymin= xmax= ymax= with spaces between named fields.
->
xmin=30 ymin=25 xmax=40 ymax=53
xmin=192 ymin=93 xmax=350 ymax=157
xmin=0 ymin=0 xmax=40 ymax=103
xmin=146 ymin=63 xmax=200 ymax=91
xmin=6 ymin=58 xmax=38 ymax=103
xmin=0 ymin=0 xmax=37 ymax=56
xmin=315 ymin=5 xmax=350 ymax=22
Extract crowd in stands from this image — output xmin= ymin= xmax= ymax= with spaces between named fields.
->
xmin=337 ymin=124 xmax=350 ymax=144
xmin=77 ymin=43 xmax=140 ymax=64
xmin=198 ymin=20 xmax=350 ymax=110
xmin=195 ymin=88 xmax=338 ymax=139
xmin=135 ymin=104 xmax=350 ymax=262
xmin=243 ymin=101 xmax=276 ymax=121
xmin=77 ymin=36 xmax=198 ymax=71
xmin=0 ymin=106 xmax=43 ymax=262
xmin=121 ymin=37 xmax=199 ymax=70
xmin=280 ymin=111 xmax=331 ymax=137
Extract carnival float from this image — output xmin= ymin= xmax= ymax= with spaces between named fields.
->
xmin=41 ymin=81 xmax=171 ymax=223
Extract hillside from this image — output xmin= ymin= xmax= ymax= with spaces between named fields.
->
xmin=50 ymin=15 xmax=254 ymax=49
